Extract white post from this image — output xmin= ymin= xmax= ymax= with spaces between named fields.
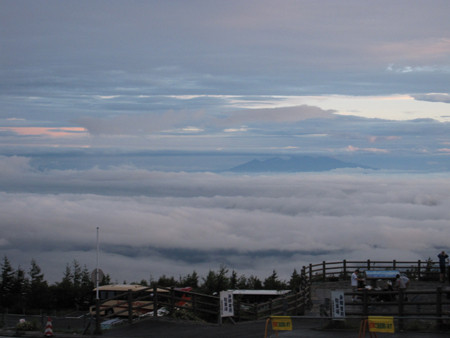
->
xmin=96 ymin=227 xmax=99 ymax=300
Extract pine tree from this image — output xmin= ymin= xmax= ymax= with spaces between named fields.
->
xmin=28 ymin=259 xmax=49 ymax=310
xmin=0 ymin=255 xmax=15 ymax=309
xmin=289 ymin=269 xmax=302 ymax=291
xmin=180 ymin=271 xmax=199 ymax=289
xmin=11 ymin=266 xmax=28 ymax=313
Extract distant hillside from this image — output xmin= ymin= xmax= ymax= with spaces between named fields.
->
xmin=228 ymin=156 xmax=372 ymax=172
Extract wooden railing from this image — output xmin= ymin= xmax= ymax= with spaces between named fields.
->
xmin=302 ymin=259 xmax=442 ymax=282
xmin=94 ymin=283 xmax=312 ymax=326
xmin=93 ymin=259 xmax=444 ymax=330
xmin=233 ymin=287 xmax=311 ymax=321
xmin=344 ymin=287 xmax=450 ymax=330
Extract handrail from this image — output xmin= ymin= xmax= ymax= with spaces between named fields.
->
xmin=303 ymin=259 xmax=440 ymax=282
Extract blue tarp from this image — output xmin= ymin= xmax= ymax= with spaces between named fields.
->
xmin=364 ymin=270 xmax=400 ymax=279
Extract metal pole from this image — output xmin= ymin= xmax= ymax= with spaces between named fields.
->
xmin=95 ymin=227 xmax=101 ymax=335
xmin=96 ymin=227 xmax=99 ymax=300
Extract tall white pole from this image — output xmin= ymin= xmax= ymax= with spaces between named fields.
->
xmin=96 ymin=227 xmax=99 ymax=300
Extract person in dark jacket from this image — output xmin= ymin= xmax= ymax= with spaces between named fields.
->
xmin=438 ymin=251 xmax=449 ymax=282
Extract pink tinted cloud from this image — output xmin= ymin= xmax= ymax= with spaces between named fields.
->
xmin=368 ymin=135 xmax=401 ymax=143
xmin=0 ymin=127 xmax=87 ymax=137
xmin=346 ymin=145 xmax=389 ymax=153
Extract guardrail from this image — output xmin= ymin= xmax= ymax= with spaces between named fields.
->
xmin=302 ymin=259 xmax=442 ymax=282
xmin=94 ymin=283 xmax=312 ymax=327
xmin=344 ymin=286 xmax=450 ymax=330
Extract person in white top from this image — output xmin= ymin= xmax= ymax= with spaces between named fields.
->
xmin=395 ymin=274 xmax=410 ymax=301
xmin=351 ymin=269 xmax=361 ymax=301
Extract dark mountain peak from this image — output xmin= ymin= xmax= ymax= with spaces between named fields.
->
xmin=228 ymin=155 xmax=372 ymax=172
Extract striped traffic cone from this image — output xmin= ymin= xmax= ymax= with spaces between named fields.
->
xmin=44 ymin=317 xmax=53 ymax=337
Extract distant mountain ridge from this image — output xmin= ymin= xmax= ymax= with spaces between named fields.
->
xmin=228 ymin=156 xmax=372 ymax=172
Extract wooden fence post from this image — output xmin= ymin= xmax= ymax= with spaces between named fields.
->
xmin=418 ymin=260 xmax=422 ymax=280
xmin=236 ymin=298 xmax=241 ymax=321
xmin=362 ymin=289 xmax=368 ymax=316
xmin=393 ymin=259 xmax=396 ymax=270
xmin=192 ymin=293 xmax=196 ymax=316
xmin=398 ymin=289 xmax=404 ymax=331
xmin=367 ymin=259 xmax=371 ymax=270
xmin=170 ymin=287 xmax=175 ymax=313
xmin=127 ymin=290 xmax=133 ymax=324
xmin=309 ymin=263 xmax=313 ymax=280
xmin=322 ymin=261 xmax=326 ymax=281
xmin=343 ymin=259 xmax=347 ymax=280
xmin=437 ymin=287 xmax=443 ymax=329
xmin=153 ymin=286 xmax=158 ymax=317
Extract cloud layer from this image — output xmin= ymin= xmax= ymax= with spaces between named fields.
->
xmin=1 ymin=156 xmax=449 ymax=283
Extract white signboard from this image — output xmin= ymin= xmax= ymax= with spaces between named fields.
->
xmin=331 ymin=290 xmax=345 ymax=319
xmin=220 ymin=291 xmax=234 ymax=317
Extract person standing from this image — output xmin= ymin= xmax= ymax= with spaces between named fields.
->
xmin=351 ymin=269 xmax=361 ymax=302
xmin=395 ymin=274 xmax=409 ymax=301
xmin=438 ymin=251 xmax=448 ymax=282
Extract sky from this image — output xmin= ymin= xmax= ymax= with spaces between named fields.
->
xmin=1 ymin=0 xmax=450 ymax=284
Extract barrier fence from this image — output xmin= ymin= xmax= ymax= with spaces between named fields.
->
xmin=303 ymin=259 xmax=443 ymax=282
xmin=3 ymin=259 xmax=448 ymax=333
xmin=93 ymin=283 xmax=312 ymax=329
xmin=345 ymin=287 xmax=450 ymax=330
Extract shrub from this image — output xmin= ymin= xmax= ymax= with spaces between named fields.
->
xmin=16 ymin=319 xmax=38 ymax=331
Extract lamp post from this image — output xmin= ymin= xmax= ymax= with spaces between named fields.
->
xmin=96 ymin=227 xmax=99 ymax=299
xmin=95 ymin=227 xmax=101 ymax=335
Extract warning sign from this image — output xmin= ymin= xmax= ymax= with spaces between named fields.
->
xmin=271 ymin=316 xmax=292 ymax=331
xmin=368 ymin=316 xmax=395 ymax=333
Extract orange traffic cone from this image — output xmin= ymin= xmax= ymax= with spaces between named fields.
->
xmin=44 ymin=317 xmax=53 ymax=337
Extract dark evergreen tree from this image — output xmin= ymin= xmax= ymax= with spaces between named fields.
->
xmin=264 ymin=270 xmax=287 ymax=290
xmin=180 ymin=271 xmax=199 ymax=289
xmin=201 ymin=266 xmax=230 ymax=294
xmin=0 ymin=256 xmax=15 ymax=309
xmin=229 ymin=270 xmax=238 ymax=289
xmin=246 ymin=275 xmax=263 ymax=289
xmin=51 ymin=263 xmax=75 ymax=309
xmin=11 ymin=266 xmax=28 ymax=313
xmin=28 ymin=259 xmax=50 ymax=311
xmin=215 ymin=265 xmax=230 ymax=292
xmin=201 ymin=270 xmax=218 ymax=294
xmin=100 ymin=274 xmax=111 ymax=285
xmin=235 ymin=274 xmax=248 ymax=289
xmin=289 ymin=269 xmax=302 ymax=291
xmin=156 ymin=274 xmax=178 ymax=287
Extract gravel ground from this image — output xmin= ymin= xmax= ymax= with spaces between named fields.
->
xmin=2 ymin=317 xmax=449 ymax=338
xmin=100 ymin=317 xmax=450 ymax=338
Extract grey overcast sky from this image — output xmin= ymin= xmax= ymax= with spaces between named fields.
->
xmin=1 ymin=1 xmax=450 ymax=283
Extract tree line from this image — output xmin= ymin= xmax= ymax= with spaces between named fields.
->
xmin=1 ymin=255 xmax=304 ymax=314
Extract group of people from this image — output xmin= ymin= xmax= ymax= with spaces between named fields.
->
xmin=350 ymin=269 xmax=409 ymax=302
xmin=349 ymin=251 xmax=449 ymax=302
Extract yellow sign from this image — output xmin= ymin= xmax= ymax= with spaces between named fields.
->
xmin=271 ymin=316 xmax=292 ymax=331
xmin=368 ymin=316 xmax=395 ymax=333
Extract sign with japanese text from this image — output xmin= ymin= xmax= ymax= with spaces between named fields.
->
xmin=331 ymin=290 xmax=345 ymax=319
xmin=219 ymin=291 xmax=234 ymax=317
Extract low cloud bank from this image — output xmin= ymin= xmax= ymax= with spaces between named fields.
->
xmin=1 ymin=156 xmax=449 ymax=283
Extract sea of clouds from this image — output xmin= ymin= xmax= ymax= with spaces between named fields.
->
xmin=1 ymin=155 xmax=449 ymax=284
